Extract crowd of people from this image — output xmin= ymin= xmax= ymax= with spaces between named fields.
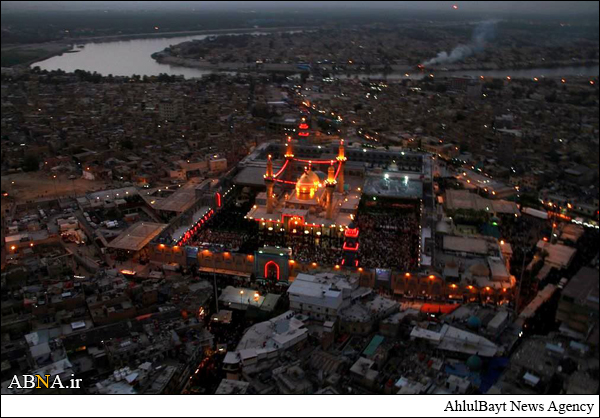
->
xmin=291 ymin=236 xmax=343 ymax=265
xmin=188 ymin=202 xmax=257 ymax=251
xmin=355 ymin=210 xmax=420 ymax=271
xmin=259 ymin=230 xmax=344 ymax=265
xmin=190 ymin=229 xmax=251 ymax=251
xmin=178 ymin=195 xmax=423 ymax=271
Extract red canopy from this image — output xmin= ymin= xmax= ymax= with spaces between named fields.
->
xmin=420 ymin=303 xmax=460 ymax=315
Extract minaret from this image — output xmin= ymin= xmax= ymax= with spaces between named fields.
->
xmin=325 ymin=161 xmax=337 ymax=220
xmin=284 ymin=137 xmax=295 ymax=183
xmin=298 ymin=116 xmax=310 ymax=139
xmin=336 ymin=139 xmax=347 ymax=193
xmin=264 ymin=155 xmax=275 ymax=214
xmin=342 ymin=221 xmax=360 ymax=267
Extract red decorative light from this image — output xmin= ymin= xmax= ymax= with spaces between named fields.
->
xmin=216 ymin=192 xmax=222 ymax=208
xmin=273 ymin=159 xmax=289 ymax=178
xmin=343 ymin=242 xmax=359 ymax=251
xmin=344 ymin=227 xmax=359 ymax=238
xmin=334 ymin=161 xmax=342 ymax=179
xmin=264 ymin=260 xmax=280 ymax=281
xmin=274 ymin=179 xmax=296 ymax=185
xmin=294 ymin=159 xmax=331 ymax=164
xmin=548 ymin=211 xmax=572 ymax=221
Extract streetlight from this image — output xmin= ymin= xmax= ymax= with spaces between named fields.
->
xmin=240 ymin=290 xmax=244 ymax=307
xmin=211 ymin=254 xmax=219 ymax=313
xmin=550 ymin=222 xmax=558 ymax=244
xmin=515 ymin=247 xmax=528 ymax=316
xmin=206 ymin=246 xmax=223 ymax=314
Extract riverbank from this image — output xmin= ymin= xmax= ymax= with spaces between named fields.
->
xmin=2 ymin=26 xmax=311 ymax=68
xmin=152 ymin=54 xmax=308 ymax=73
xmin=1 ymin=42 xmax=73 ymax=67
xmin=151 ymin=53 xmax=600 ymax=80
xmin=26 ymin=25 xmax=600 ymax=81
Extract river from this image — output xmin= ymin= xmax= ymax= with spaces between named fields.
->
xmin=32 ymin=31 xmax=291 ymax=78
xmin=33 ymin=32 xmax=599 ymax=80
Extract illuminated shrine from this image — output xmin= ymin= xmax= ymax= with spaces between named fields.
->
xmin=245 ymin=139 xmax=361 ymax=238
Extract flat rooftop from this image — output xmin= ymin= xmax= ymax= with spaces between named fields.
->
xmin=171 ymin=206 xmax=210 ymax=241
xmin=443 ymin=235 xmax=495 ymax=256
xmin=536 ymin=240 xmax=577 ymax=269
xmin=234 ymin=166 xmax=272 ymax=187
xmin=438 ymin=325 xmax=498 ymax=357
xmin=107 ymin=222 xmax=168 ymax=252
xmin=363 ymin=335 xmax=385 ymax=357
xmin=363 ymin=174 xmax=423 ymax=200
xmin=219 ymin=286 xmax=265 ymax=310
xmin=235 ymin=310 xmax=308 ymax=353
xmin=445 ymin=189 xmax=520 ymax=215
xmin=215 ymin=379 xmax=249 ymax=395
xmin=520 ymin=284 xmax=557 ymax=319
xmin=87 ymin=187 xmax=138 ymax=202
xmin=562 ymin=267 xmax=599 ymax=309
xmin=411 ymin=324 xmax=498 ymax=357
xmin=153 ymin=183 xmax=198 ymax=213
xmin=288 ymin=274 xmax=345 ymax=310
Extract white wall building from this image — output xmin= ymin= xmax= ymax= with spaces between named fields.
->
xmin=222 ymin=311 xmax=308 ymax=377
xmin=287 ymin=273 xmax=361 ymax=322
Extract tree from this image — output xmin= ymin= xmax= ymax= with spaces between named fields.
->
xmin=548 ymin=150 xmax=560 ymax=163
xmin=121 ymin=139 xmax=134 ymax=150
xmin=545 ymin=92 xmax=557 ymax=103
xmin=484 ymin=79 xmax=504 ymax=90
xmin=23 ymin=154 xmax=40 ymax=172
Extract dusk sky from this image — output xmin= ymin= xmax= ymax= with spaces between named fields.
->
xmin=2 ymin=1 xmax=599 ymax=15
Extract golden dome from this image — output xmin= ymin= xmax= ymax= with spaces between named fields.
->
xmin=297 ymin=170 xmax=320 ymax=189
xmin=296 ymin=168 xmax=321 ymax=200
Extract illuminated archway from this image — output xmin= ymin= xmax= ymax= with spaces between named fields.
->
xmin=286 ymin=216 xmax=304 ymax=230
xmin=264 ymin=260 xmax=280 ymax=281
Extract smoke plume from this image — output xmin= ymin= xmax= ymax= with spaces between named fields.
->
xmin=422 ymin=20 xmax=497 ymax=66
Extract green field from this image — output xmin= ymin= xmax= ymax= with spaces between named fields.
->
xmin=1 ymin=48 xmax=55 ymax=67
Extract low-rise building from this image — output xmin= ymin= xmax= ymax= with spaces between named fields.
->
xmin=222 ymin=311 xmax=308 ymax=378
xmin=556 ymin=266 xmax=599 ymax=345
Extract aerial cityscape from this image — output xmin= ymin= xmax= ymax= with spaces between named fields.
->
xmin=1 ymin=1 xmax=598 ymax=414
